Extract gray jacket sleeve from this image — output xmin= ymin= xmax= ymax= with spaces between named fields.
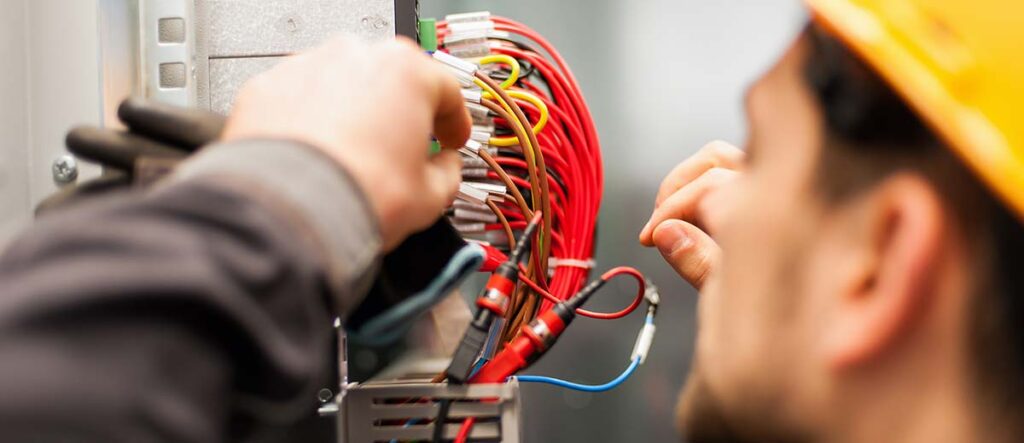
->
xmin=0 ymin=139 xmax=381 ymax=443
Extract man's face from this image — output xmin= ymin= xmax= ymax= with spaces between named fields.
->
xmin=676 ymin=33 xmax=845 ymax=442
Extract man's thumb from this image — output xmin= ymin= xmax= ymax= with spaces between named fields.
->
xmin=652 ymin=219 xmax=719 ymax=290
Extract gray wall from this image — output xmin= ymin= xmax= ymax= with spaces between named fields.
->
xmin=423 ymin=1 xmax=805 ymax=441
xmin=0 ymin=0 xmax=103 ymax=247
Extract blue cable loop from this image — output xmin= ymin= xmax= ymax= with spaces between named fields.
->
xmin=515 ymin=357 xmax=641 ymax=393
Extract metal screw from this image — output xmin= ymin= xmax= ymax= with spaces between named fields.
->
xmin=52 ymin=155 xmax=78 ymax=184
xmin=361 ymin=15 xmax=389 ymax=30
xmin=317 ymin=388 xmax=334 ymax=403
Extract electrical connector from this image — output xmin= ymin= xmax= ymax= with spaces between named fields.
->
xmin=448 ymin=21 xmax=495 ymax=36
xmin=459 ymin=139 xmax=483 ymax=157
xmin=445 ymin=11 xmax=491 ymax=24
xmin=457 ymin=182 xmax=489 ymax=205
xmin=448 ymin=43 xmax=491 ymax=59
xmin=461 ymin=88 xmax=482 ymax=104
xmin=452 ymin=222 xmax=485 ymax=233
xmin=464 ymin=102 xmax=491 ymax=124
xmin=461 ymin=168 xmax=489 ymax=179
xmin=433 ymin=50 xmax=478 ymax=74
xmin=454 ymin=208 xmax=497 ymax=223
xmin=464 ymin=182 xmax=506 ymax=197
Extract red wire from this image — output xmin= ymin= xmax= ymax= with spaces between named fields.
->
xmin=518 ymin=265 xmax=645 ymax=320
xmin=441 ymin=17 xmax=608 ymax=311
xmin=455 ymin=417 xmax=475 ymax=443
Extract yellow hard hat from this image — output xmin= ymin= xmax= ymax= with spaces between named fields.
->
xmin=805 ymin=0 xmax=1024 ymax=220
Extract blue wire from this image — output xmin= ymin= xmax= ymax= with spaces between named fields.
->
xmin=348 ymin=243 xmax=485 ymax=346
xmin=515 ymin=357 xmax=642 ymax=393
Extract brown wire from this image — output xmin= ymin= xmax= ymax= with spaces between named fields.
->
xmin=488 ymin=199 xmax=516 ymax=251
xmin=475 ymin=73 xmax=554 ymax=277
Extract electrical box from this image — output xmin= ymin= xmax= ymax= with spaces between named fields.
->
xmin=98 ymin=0 xmax=418 ymax=122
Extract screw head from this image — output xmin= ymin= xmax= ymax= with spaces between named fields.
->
xmin=52 ymin=155 xmax=78 ymax=184
xmin=317 ymin=388 xmax=334 ymax=403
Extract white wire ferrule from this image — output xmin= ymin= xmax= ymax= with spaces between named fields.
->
xmin=452 ymin=221 xmax=486 ymax=233
xmin=447 ymin=42 xmax=491 ymax=59
xmin=454 ymin=208 xmax=497 ymax=223
xmin=433 ymin=50 xmax=478 ymax=75
xmin=461 ymin=168 xmax=490 ymax=179
xmin=445 ymin=11 xmax=491 ymax=24
xmin=457 ymin=182 xmax=489 ymax=205
xmin=465 ymin=181 xmax=506 ymax=197
xmin=460 ymin=155 xmax=487 ymax=168
xmin=470 ymin=131 xmax=491 ymax=144
xmin=631 ymin=315 xmax=657 ymax=364
xmin=453 ymin=199 xmax=491 ymax=213
xmin=461 ymin=88 xmax=482 ymax=104
xmin=448 ymin=20 xmax=495 ymax=36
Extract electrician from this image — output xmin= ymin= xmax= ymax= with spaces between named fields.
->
xmin=640 ymin=0 xmax=1024 ymax=442
xmin=0 ymin=38 xmax=473 ymax=440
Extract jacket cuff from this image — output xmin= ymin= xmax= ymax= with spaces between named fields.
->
xmin=170 ymin=139 xmax=382 ymax=317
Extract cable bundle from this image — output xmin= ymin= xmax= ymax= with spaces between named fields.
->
xmin=435 ymin=12 xmax=605 ymax=343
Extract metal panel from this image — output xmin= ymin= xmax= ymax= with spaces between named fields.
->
xmin=139 ymin=0 xmax=197 ymax=107
xmin=207 ymin=56 xmax=281 ymax=115
xmin=0 ymin=0 xmax=31 ymax=248
xmin=199 ymin=0 xmax=396 ymax=58
xmin=25 ymin=0 xmax=103 ymax=208
xmin=194 ymin=0 xmax=398 ymax=114
xmin=340 ymin=380 xmax=522 ymax=443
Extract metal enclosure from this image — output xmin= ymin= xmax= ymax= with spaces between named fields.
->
xmin=99 ymin=0 xmax=402 ymax=117
xmin=340 ymin=380 xmax=522 ymax=442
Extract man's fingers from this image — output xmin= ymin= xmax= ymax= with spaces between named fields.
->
xmin=406 ymin=41 xmax=472 ymax=150
xmin=653 ymin=219 xmax=720 ymax=290
xmin=640 ymin=167 xmax=738 ymax=246
xmin=654 ymin=141 xmax=744 ymax=208
xmin=423 ymin=149 xmax=464 ymax=211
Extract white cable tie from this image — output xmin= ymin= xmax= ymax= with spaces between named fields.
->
xmin=548 ymin=257 xmax=597 ymax=270
xmin=457 ymin=182 xmax=489 ymax=205
xmin=631 ymin=321 xmax=657 ymax=364
xmin=461 ymin=88 xmax=482 ymax=104
xmin=445 ymin=11 xmax=491 ymax=24
xmin=454 ymin=208 xmax=498 ymax=223
xmin=433 ymin=50 xmax=478 ymax=74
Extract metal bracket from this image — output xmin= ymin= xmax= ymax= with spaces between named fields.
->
xmin=139 ymin=0 xmax=197 ymax=107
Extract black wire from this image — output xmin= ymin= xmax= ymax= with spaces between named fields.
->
xmin=489 ymin=59 xmax=537 ymax=83
xmin=432 ymin=399 xmax=452 ymax=443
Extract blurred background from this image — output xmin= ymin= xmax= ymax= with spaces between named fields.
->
xmin=421 ymin=1 xmax=805 ymax=441
xmin=0 ymin=0 xmax=806 ymax=441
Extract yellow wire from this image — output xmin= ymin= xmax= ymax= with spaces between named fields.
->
xmin=481 ymin=90 xmax=549 ymax=147
xmin=473 ymin=75 xmax=551 ymax=261
xmin=478 ymin=54 xmax=521 ymax=90
xmin=473 ymin=76 xmax=542 ymax=208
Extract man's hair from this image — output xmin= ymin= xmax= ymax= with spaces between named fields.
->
xmin=803 ymin=24 xmax=1024 ymax=423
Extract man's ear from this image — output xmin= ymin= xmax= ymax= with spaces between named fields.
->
xmin=825 ymin=174 xmax=946 ymax=369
